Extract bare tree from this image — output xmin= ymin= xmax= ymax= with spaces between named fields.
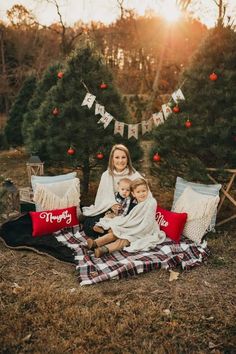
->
xmin=213 ymin=0 xmax=226 ymax=25
xmin=8 ymin=1 xmax=83 ymax=56
xmin=176 ymin=0 xmax=192 ymax=11
xmin=44 ymin=0 xmax=83 ymax=55
xmin=117 ymin=0 xmax=125 ymax=20
xmin=0 ymin=26 xmax=9 ymax=114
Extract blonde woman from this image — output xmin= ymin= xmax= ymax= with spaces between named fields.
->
xmin=82 ymin=144 xmax=142 ymax=238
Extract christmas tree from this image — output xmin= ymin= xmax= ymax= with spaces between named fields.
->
xmin=23 ymin=41 xmax=142 ymax=192
xmin=22 ymin=63 xmax=62 ymax=150
xmin=151 ymin=24 xmax=236 ymax=186
xmin=5 ymin=75 xmax=36 ymax=147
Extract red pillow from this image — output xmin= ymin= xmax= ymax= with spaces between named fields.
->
xmin=29 ymin=206 xmax=79 ymax=237
xmin=156 ymin=206 xmax=187 ymax=243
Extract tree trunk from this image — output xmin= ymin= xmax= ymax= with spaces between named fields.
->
xmin=0 ymin=27 xmax=9 ymax=114
xmin=82 ymin=160 xmax=90 ymax=194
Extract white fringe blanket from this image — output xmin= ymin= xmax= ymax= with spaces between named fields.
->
xmin=97 ymin=194 xmax=166 ymax=252
xmin=34 ymin=178 xmax=80 ymax=211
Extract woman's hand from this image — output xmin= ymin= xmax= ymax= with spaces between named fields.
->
xmin=111 ymin=203 xmax=121 ymax=215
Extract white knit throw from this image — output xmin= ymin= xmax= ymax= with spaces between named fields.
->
xmin=97 ymin=193 xmax=166 ymax=252
xmin=34 ymin=178 xmax=80 ymax=211
xmin=82 ymin=168 xmax=142 ymax=217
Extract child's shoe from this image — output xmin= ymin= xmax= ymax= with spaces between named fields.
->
xmin=93 ymin=225 xmax=105 ymax=234
xmin=94 ymin=246 xmax=109 ymax=258
xmin=87 ymin=238 xmax=97 ymax=250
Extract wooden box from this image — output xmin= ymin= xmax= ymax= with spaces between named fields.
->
xmin=19 ymin=187 xmax=34 ymax=204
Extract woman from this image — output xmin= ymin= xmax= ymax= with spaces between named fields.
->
xmin=82 ymin=144 xmax=142 ymax=238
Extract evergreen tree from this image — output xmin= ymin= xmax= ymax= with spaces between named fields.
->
xmin=5 ymin=75 xmax=36 ymax=147
xmin=23 ymin=41 xmax=142 ymax=192
xmin=22 ymin=63 xmax=62 ymax=151
xmin=151 ymin=25 xmax=236 ymax=186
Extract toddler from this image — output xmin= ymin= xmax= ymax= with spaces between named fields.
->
xmin=88 ymin=178 xmax=150 ymax=257
xmin=93 ymin=177 xmax=136 ymax=234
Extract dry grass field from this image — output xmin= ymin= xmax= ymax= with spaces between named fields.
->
xmin=0 ymin=149 xmax=235 ymax=354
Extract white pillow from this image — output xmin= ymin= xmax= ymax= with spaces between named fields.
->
xmin=172 ymin=177 xmax=221 ymax=232
xmin=31 ymin=172 xmax=77 ymax=211
xmin=173 ymin=186 xmax=220 ymax=244
xmin=31 ymin=172 xmax=77 ymax=192
xmin=33 ymin=178 xmax=80 ymax=211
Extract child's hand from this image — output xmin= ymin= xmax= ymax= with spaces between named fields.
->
xmin=111 ymin=203 xmax=121 ymax=215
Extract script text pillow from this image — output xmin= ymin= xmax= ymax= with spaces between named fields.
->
xmin=172 ymin=177 xmax=221 ymax=232
xmin=156 ymin=206 xmax=187 ymax=243
xmin=173 ymin=186 xmax=220 ymax=244
xmin=30 ymin=206 xmax=79 ymax=237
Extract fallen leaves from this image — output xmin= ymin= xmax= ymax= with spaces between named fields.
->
xmin=163 ymin=308 xmax=171 ymax=316
xmin=169 ymin=270 xmax=180 ymax=282
xmin=12 ymin=282 xmax=24 ymax=294
xmin=21 ymin=334 xmax=32 ymax=342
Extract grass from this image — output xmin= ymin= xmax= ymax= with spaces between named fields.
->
xmin=0 ymin=149 xmax=235 ymax=353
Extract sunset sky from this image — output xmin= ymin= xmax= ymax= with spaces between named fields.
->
xmin=1 ymin=0 xmax=236 ymax=28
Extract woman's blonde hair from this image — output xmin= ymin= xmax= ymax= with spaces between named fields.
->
xmin=108 ymin=144 xmax=135 ymax=175
xmin=130 ymin=178 xmax=149 ymax=192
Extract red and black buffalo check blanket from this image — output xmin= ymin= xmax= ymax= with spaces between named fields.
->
xmin=55 ymin=227 xmax=210 ymax=286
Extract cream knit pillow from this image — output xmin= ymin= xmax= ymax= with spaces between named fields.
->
xmin=173 ymin=186 xmax=220 ymax=244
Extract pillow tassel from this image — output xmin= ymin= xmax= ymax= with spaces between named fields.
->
xmin=34 ymin=179 xmax=80 ymax=210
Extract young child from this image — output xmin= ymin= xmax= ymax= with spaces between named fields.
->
xmin=93 ymin=177 xmax=136 ymax=234
xmin=87 ymin=177 xmax=166 ymax=257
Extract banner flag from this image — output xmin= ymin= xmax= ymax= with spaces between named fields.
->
xmin=162 ymin=104 xmax=172 ymax=120
xmin=152 ymin=112 xmax=164 ymax=127
xmin=95 ymin=103 xmax=105 ymax=116
xmin=141 ymin=120 xmax=152 ymax=135
xmin=172 ymin=88 xmax=185 ymax=103
xmin=99 ymin=112 xmax=113 ymax=128
xmin=81 ymin=93 xmax=96 ymax=109
xmin=81 ymin=82 xmax=185 ymax=139
xmin=128 ymin=124 xmax=138 ymax=139
xmin=114 ymin=121 xmax=124 ymax=136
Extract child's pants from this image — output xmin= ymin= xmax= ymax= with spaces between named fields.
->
xmin=95 ymin=232 xmax=130 ymax=253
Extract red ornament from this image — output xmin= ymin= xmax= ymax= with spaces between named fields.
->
xmin=100 ymin=83 xmax=108 ymax=89
xmin=67 ymin=147 xmax=75 ymax=155
xmin=52 ymin=107 xmax=59 ymax=116
xmin=153 ymin=153 xmax=161 ymax=162
xmin=96 ymin=152 xmax=104 ymax=160
xmin=173 ymin=105 xmax=180 ymax=113
xmin=57 ymin=72 xmax=64 ymax=79
xmin=185 ymin=119 xmax=192 ymax=128
xmin=209 ymin=72 xmax=218 ymax=81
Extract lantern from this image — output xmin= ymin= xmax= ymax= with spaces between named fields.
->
xmin=2 ymin=179 xmax=19 ymax=218
xmin=27 ymin=154 xmax=44 ymax=184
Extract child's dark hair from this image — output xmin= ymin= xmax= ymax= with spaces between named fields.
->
xmin=130 ymin=178 xmax=149 ymax=192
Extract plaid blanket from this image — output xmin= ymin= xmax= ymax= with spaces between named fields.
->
xmin=55 ymin=227 xmax=210 ymax=286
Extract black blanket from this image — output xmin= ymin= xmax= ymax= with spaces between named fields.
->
xmin=0 ymin=214 xmax=75 ymax=264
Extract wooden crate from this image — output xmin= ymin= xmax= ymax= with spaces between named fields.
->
xmin=19 ymin=187 xmax=34 ymax=204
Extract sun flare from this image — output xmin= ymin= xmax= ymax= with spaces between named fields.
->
xmin=159 ymin=0 xmax=182 ymax=23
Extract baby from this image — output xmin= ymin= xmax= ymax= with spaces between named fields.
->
xmin=88 ymin=178 xmax=150 ymax=257
xmin=93 ymin=177 xmax=135 ymax=234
